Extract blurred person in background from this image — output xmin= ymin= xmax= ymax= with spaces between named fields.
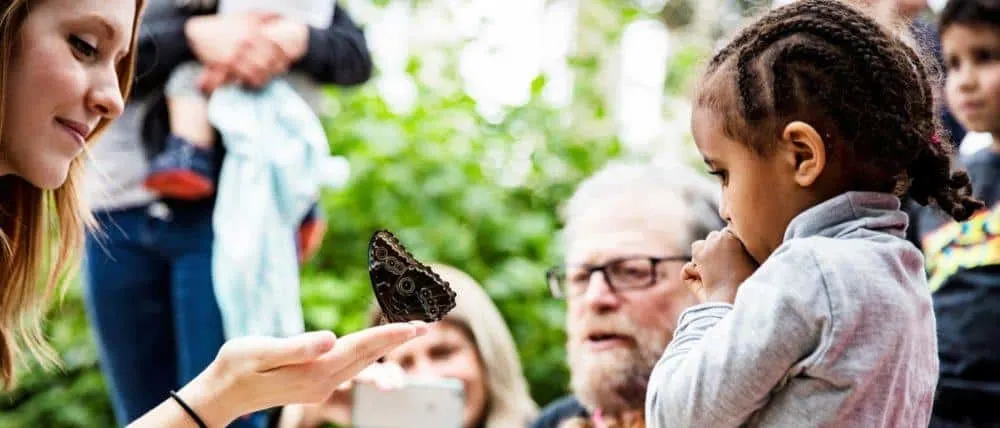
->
xmin=275 ymin=264 xmax=539 ymax=428
xmin=81 ymin=1 xmax=372 ymax=426
xmin=914 ymin=0 xmax=1000 ymax=426
xmin=531 ymin=161 xmax=725 ymax=428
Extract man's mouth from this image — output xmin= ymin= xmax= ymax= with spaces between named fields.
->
xmin=585 ymin=332 xmax=634 ymax=351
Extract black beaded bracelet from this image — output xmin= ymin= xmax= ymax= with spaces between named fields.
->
xmin=169 ymin=390 xmax=208 ymax=428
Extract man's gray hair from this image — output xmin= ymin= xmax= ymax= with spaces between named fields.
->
xmin=559 ymin=158 xmax=726 ymax=251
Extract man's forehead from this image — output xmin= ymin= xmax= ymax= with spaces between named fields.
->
xmin=565 ymin=226 xmax=683 ymax=265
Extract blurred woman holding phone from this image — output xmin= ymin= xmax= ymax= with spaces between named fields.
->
xmin=278 ymin=264 xmax=539 ymax=428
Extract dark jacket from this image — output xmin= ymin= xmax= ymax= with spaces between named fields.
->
xmin=909 ymin=148 xmax=1000 ymax=424
xmin=133 ymin=0 xmax=372 ymax=99
xmin=531 ymin=396 xmax=588 ymax=428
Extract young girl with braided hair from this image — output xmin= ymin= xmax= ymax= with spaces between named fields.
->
xmin=644 ymin=0 xmax=983 ymax=426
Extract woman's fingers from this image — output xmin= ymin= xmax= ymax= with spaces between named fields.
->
xmin=334 ymin=322 xmax=426 ymax=358
xmin=315 ymin=323 xmax=426 ymax=392
xmin=249 ymin=331 xmax=337 ymax=370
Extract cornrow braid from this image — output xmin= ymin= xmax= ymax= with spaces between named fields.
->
xmin=698 ymin=0 xmax=984 ymax=221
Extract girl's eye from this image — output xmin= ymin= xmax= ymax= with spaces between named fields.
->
xmin=69 ymin=35 xmax=98 ymax=58
xmin=708 ymin=169 xmax=728 ymax=184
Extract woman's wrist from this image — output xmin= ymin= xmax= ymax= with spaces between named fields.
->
xmin=175 ymin=361 xmax=242 ymax=427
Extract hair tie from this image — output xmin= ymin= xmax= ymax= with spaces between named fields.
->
xmin=169 ymin=391 xmax=207 ymax=428
xmin=931 ymin=133 xmax=941 ymax=146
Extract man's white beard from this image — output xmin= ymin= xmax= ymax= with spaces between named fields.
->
xmin=567 ymin=328 xmax=669 ymax=415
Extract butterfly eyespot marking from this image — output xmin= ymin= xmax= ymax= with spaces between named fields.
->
xmin=418 ymin=287 xmax=433 ymax=299
xmin=396 ymin=276 xmax=416 ymax=296
xmin=384 ymin=256 xmax=407 ymax=275
xmin=373 ymin=246 xmax=389 ymax=261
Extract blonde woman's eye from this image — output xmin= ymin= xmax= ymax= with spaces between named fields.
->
xmin=69 ymin=35 xmax=98 ymax=58
xmin=430 ymin=345 xmax=456 ymax=360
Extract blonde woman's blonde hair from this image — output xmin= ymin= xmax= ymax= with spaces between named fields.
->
xmin=371 ymin=264 xmax=539 ymax=428
xmin=0 ymin=0 xmax=146 ymax=389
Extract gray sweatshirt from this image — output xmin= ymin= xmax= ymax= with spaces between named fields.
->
xmin=645 ymin=192 xmax=938 ymax=428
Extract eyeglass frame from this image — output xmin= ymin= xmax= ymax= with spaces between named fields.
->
xmin=545 ymin=255 xmax=691 ymax=299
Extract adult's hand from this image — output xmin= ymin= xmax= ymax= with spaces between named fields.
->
xmin=186 ymin=13 xmax=293 ymax=92
xmin=127 ymin=323 xmax=427 ymax=428
xmin=185 ymin=13 xmax=273 ymax=67
xmin=261 ymin=17 xmax=309 ymax=64
xmin=225 ymin=16 xmax=309 ymax=89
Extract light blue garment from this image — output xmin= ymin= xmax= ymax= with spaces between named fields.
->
xmin=208 ymin=78 xmax=348 ymax=339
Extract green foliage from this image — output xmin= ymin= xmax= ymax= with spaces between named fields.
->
xmin=665 ymin=43 xmax=709 ymax=96
xmin=0 ymin=284 xmax=115 ymax=428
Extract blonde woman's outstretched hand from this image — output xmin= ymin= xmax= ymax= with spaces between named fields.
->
xmin=128 ymin=322 xmax=427 ymax=428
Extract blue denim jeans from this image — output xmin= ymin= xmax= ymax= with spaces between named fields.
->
xmin=82 ymin=202 xmax=267 ymax=428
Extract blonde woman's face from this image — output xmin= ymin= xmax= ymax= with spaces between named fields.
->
xmin=383 ymin=321 xmax=488 ymax=428
xmin=3 ymin=0 xmax=132 ymax=189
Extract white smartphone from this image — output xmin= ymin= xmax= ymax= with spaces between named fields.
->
xmin=351 ymin=377 xmax=465 ymax=428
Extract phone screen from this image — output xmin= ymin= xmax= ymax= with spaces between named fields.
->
xmin=351 ymin=377 xmax=465 ymax=428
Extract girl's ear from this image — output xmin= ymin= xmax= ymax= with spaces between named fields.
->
xmin=780 ymin=121 xmax=826 ymax=188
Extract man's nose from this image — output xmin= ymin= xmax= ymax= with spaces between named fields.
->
xmin=581 ymin=271 xmax=621 ymax=310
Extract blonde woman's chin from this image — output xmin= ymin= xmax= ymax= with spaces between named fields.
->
xmin=30 ymin=166 xmax=71 ymax=190
xmin=2 ymin=151 xmax=75 ymax=190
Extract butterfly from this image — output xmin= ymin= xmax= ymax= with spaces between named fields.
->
xmin=368 ymin=230 xmax=457 ymax=323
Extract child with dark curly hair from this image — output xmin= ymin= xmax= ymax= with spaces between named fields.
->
xmin=644 ymin=1 xmax=983 ymax=426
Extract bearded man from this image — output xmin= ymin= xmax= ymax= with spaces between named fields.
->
xmin=533 ymin=161 xmax=724 ymax=428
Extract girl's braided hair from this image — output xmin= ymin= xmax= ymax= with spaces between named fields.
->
xmin=697 ymin=0 xmax=983 ymax=221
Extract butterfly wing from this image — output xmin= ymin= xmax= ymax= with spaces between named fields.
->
xmin=368 ymin=230 xmax=457 ymax=323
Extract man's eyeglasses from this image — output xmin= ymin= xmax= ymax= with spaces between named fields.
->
xmin=545 ymin=255 xmax=691 ymax=299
